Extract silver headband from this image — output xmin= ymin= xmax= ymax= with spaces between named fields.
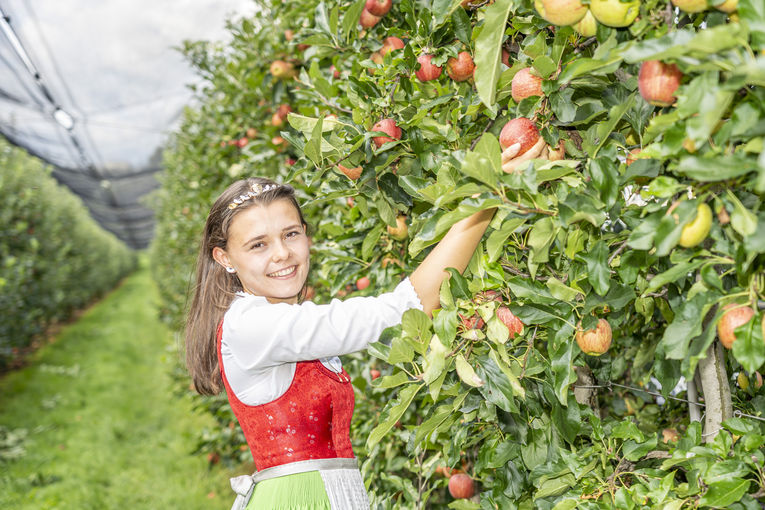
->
xmin=227 ymin=183 xmax=280 ymax=210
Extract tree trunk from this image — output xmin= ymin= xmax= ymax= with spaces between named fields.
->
xmin=697 ymin=341 xmax=733 ymax=442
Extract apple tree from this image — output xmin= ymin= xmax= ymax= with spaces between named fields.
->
xmin=152 ymin=0 xmax=765 ymax=507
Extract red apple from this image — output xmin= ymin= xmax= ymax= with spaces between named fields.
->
xmin=459 ymin=313 xmax=485 ymax=331
xmin=284 ymin=29 xmax=294 ymax=41
xmin=356 ymin=276 xmax=371 ymax=290
xmin=511 ymin=67 xmax=543 ymax=103
xmin=446 ymin=51 xmax=475 ymax=82
xmin=576 ymin=318 xmax=612 ymax=356
xmin=330 ymin=64 xmax=341 ymax=79
xmin=638 ymin=60 xmax=683 ymax=107
xmin=286 ymin=158 xmax=297 ymax=166
xmin=277 ymin=104 xmax=293 ymax=118
xmin=496 ymin=306 xmax=524 ymax=338
xmin=338 ymin=163 xmax=363 ymax=180
xmin=499 ymin=118 xmax=540 ymax=155
xmin=270 ymin=60 xmax=295 ymax=80
xmin=359 ymin=9 xmax=381 ymax=28
xmin=717 ymin=303 xmax=755 ymax=349
xmin=625 ymin=147 xmax=641 ymax=166
xmin=246 ymin=127 xmax=258 ymax=139
xmin=415 ymin=54 xmax=442 ymax=82
xmin=501 ymin=49 xmax=511 ymax=67
xmin=236 ymin=137 xmax=248 ymax=148
xmin=448 ymin=473 xmax=475 ymax=499
xmin=371 ymin=118 xmax=402 ymax=148
xmin=371 ymin=51 xmax=384 ymax=65
xmin=370 ymin=368 xmax=381 ymax=379
xmin=365 ymin=0 xmax=392 ymax=16
xmin=271 ymin=112 xmax=285 ymax=127
xmin=380 ymin=36 xmax=405 ymax=56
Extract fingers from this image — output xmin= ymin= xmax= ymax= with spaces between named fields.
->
xmin=502 ymin=137 xmax=548 ymax=174
xmin=500 ymin=143 xmax=521 ymax=163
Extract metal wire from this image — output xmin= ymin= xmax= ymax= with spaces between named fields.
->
xmin=572 ymin=380 xmax=765 ymax=423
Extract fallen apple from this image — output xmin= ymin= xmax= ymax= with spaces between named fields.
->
xmin=387 ymin=215 xmax=408 ymax=240
xmin=499 ymin=117 xmax=541 ymax=156
xmin=576 ymin=318 xmax=612 ymax=355
xmin=678 ymin=202 xmax=712 ymax=248
xmin=496 ymin=306 xmax=524 ymax=338
xmin=717 ymin=303 xmax=754 ymax=349
xmin=365 ymin=0 xmax=392 ymax=16
xmin=534 ymin=0 xmax=588 ymax=26
xmin=448 ymin=473 xmax=476 ymax=499
xmin=589 ymin=0 xmax=640 ymax=27
xmin=371 ymin=118 xmax=402 ymax=148
xmin=511 ymin=67 xmax=543 ymax=103
xmin=638 ymin=60 xmax=683 ymax=107
xmin=415 ymin=54 xmax=443 ymax=82
xmin=445 ymin=51 xmax=475 ymax=82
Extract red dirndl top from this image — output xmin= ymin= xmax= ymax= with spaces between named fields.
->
xmin=216 ymin=321 xmax=356 ymax=471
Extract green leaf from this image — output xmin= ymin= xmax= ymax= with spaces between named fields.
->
xmin=727 ymin=190 xmax=758 ymax=237
xmin=731 ymin=314 xmax=765 ymax=373
xmin=698 ymin=479 xmax=750 ymax=508
xmin=528 ymin=217 xmax=558 ymax=264
xmin=660 ymin=292 xmax=715 ymax=360
xmin=645 ymin=259 xmax=705 ymax=294
xmin=342 ymin=0 xmax=366 ymax=42
xmin=476 ymin=354 xmax=518 ymax=412
xmin=594 ymin=94 xmax=635 ymax=157
xmin=373 ymin=371 xmax=411 ymax=389
xmin=546 ymin=277 xmax=582 ymax=302
xmin=361 ymin=223 xmax=383 ymax=260
xmin=489 ymin=347 xmax=525 ymax=399
xmin=305 ymin=116 xmax=324 ymax=167
xmin=675 ymin=154 xmax=757 ymax=182
xmin=366 ymin=383 xmax=423 ymax=450
xmin=487 ymin=218 xmax=526 ymax=262
xmin=445 ymin=268 xmax=471 ymax=300
xmin=551 ymin=339 xmax=576 ymax=406
xmin=474 ymin=0 xmax=513 ymax=108
xmin=579 ymin=240 xmax=610 ymax=296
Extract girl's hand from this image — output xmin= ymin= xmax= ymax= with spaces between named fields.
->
xmin=501 ymin=137 xmax=548 ymax=173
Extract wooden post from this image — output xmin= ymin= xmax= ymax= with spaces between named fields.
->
xmin=697 ymin=341 xmax=733 ymax=442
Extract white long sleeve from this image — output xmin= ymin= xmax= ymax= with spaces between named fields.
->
xmin=221 ymin=277 xmax=422 ymax=405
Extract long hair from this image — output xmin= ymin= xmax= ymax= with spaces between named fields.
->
xmin=184 ymin=177 xmax=307 ymax=395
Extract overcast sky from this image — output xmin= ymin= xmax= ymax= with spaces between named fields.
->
xmin=1 ymin=0 xmax=257 ymax=168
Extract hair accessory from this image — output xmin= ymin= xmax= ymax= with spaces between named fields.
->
xmin=225 ymin=266 xmax=236 ymax=273
xmin=228 ymin=183 xmax=280 ymax=210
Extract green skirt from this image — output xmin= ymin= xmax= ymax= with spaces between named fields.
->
xmin=246 ymin=471 xmax=331 ymax=510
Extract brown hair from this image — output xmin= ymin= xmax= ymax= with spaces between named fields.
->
xmin=184 ymin=177 xmax=307 ymax=395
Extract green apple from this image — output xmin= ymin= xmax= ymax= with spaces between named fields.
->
xmin=590 ymin=0 xmax=640 ymax=27
xmin=534 ymin=0 xmax=587 ymax=26
xmin=572 ymin=10 xmax=598 ymax=37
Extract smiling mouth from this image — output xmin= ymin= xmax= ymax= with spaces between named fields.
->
xmin=267 ymin=265 xmax=297 ymax=278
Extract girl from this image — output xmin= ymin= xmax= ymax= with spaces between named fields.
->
xmin=184 ymin=140 xmax=544 ymax=509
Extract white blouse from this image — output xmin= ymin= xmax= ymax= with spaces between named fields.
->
xmin=221 ymin=277 xmax=423 ymax=406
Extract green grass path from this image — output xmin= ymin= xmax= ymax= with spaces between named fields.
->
xmin=0 ymin=261 xmax=235 ymax=509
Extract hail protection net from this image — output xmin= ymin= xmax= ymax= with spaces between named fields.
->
xmin=0 ymin=1 xmax=252 ymax=249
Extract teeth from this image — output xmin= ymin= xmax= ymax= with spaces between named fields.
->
xmin=268 ymin=266 xmax=296 ymax=277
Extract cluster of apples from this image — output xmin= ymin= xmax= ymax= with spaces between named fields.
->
xmin=220 ymin=127 xmax=258 ymax=149
xmin=359 ymin=0 xmax=393 ymax=28
xmin=414 ymin=50 xmax=476 ymax=83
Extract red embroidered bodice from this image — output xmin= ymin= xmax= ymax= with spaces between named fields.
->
xmin=216 ymin=321 xmax=356 ymax=471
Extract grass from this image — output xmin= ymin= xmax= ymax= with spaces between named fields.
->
xmin=0 ymin=259 xmax=240 ymax=509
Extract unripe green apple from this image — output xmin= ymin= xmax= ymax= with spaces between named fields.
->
xmin=589 ymin=0 xmax=640 ymax=27
xmin=672 ymin=0 xmax=708 ymax=13
xmin=572 ymin=9 xmax=598 ymax=37
xmin=534 ymin=0 xmax=588 ymax=26
xmin=678 ymin=202 xmax=712 ymax=248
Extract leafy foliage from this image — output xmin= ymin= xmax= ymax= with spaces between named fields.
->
xmin=152 ymin=0 xmax=765 ymax=506
xmin=0 ymin=139 xmax=136 ymax=369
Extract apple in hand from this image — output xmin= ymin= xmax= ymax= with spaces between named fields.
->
xmin=534 ymin=0 xmax=588 ymax=26
xmin=499 ymin=118 xmax=540 ymax=156
xmin=448 ymin=473 xmax=475 ymax=499
xmin=365 ymin=0 xmax=392 ymax=16
xmin=415 ymin=54 xmax=442 ymax=82
xmin=446 ymin=51 xmax=475 ymax=82
xmin=576 ymin=319 xmax=612 ymax=355
xmin=717 ymin=303 xmax=755 ymax=349
xmin=371 ymin=118 xmax=402 ymax=148
xmin=638 ymin=60 xmax=683 ymax=107
xmin=511 ymin=67 xmax=543 ymax=102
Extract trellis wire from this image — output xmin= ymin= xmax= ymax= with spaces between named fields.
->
xmin=573 ymin=380 xmax=765 ymax=423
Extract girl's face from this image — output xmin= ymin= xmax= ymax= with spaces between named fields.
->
xmin=213 ymin=199 xmax=310 ymax=304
